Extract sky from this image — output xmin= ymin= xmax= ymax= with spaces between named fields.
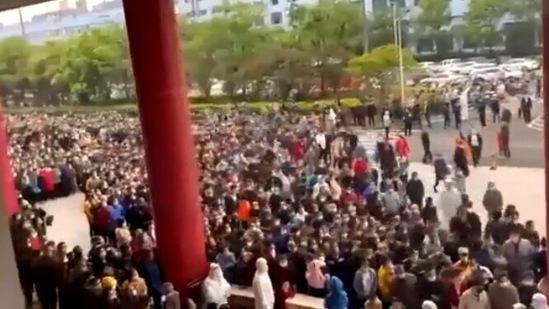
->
xmin=0 ymin=0 xmax=104 ymax=25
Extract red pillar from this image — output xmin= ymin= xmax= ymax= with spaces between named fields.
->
xmin=0 ymin=107 xmax=19 ymax=217
xmin=541 ymin=0 xmax=549 ymax=276
xmin=0 ymin=106 xmax=24 ymax=306
xmin=120 ymin=0 xmax=208 ymax=291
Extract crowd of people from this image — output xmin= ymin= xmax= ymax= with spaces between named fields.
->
xmin=4 ymin=101 xmax=548 ymax=309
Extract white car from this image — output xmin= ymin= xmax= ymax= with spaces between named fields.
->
xmin=469 ymin=64 xmax=498 ymax=77
xmin=420 ymin=73 xmax=462 ymax=85
xmin=439 ymin=59 xmax=462 ymax=67
xmin=471 ymin=67 xmax=504 ymax=81
xmin=505 ymin=58 xmax=539 ymax=71
xmin=419 ymin=61 xmax=435 ymax=68
xmin=447 ymin=61 xmax=478 ymax=75
xmin=499 ymin=65 xmax=524 ymax=79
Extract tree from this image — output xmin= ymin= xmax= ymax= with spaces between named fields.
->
xmin=416 ymin=0 xmax=451 ymax=55
xmin=0 ymin=2 xmax=421 ymax=105
xmin=291 ymin=0 xmax=363 ymax=96
xmin=61 ymin=25 xmax=129 ymax=103
xmin=510 ymin=0 xmax=540 ymax=23
xmin=0 ymin=37 xmax=31 ymax=105
xmin=347 ymin=44 xmax=416 ymax=99
xmin=464 ymin=0 xmax=509 ymax=51
xmin=506 ymin=0 xmax=540 ymax=51
xmin=26 ymin=40 xmax=67 ymax=105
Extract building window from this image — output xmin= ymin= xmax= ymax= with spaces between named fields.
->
xmin=198 ymin=9 xmax=208 ymax=16
xmin=271 ymin=0 xmax=279 ymax=5
xmin=270 ymin=12 xmax=282 ymax=24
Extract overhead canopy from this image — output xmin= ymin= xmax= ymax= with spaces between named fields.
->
xmin=0 ymin=0 xmax=46 ymax=13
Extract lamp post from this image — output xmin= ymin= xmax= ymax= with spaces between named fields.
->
xmin=391 ymin=1 xmax=406 ymax=105
xmin=360 ymin=0 xmax=369 ymax=52
xmin=397 ymin=18 xmax=405 ymax=105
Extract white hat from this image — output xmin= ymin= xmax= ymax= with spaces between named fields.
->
xmin=422 ymin=300 xmax=438 ymax=309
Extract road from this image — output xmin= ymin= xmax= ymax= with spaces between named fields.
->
xmin=356 ymin=95 xmax=545 ymax=168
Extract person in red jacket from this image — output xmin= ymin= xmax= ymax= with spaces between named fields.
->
xmin=39 ymin=167 xmax=55 ymax=199
xmin=395 ymin=135 xmax=410 ymax=159
xmin=92 ymin=202 xmax=111 ymax=240
xmin=290 ymin=136 xmax=305 ymax=161
xmin=351 ymin=156 xmax=368 ymax=175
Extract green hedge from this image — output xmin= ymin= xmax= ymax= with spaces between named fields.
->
xmin=4 ymin=98 xmax=362 ymax=115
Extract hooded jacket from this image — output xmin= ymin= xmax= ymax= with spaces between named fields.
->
xmin=324 ymin=277 xmax=348 ymax=309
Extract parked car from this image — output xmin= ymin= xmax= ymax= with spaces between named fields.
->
xmin=504 ymin=58 xmax=539 ymax=71
xmin=446 ymin=61 xmax=478 ymax=75
xmin=420 ymin=73 xmax=462 ymax=86
xmin=470 ymin=67 xmax=504 ymax=81
xmin=499 ymin=65 xmax=524 ymax=79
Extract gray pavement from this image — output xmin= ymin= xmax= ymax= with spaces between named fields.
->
xmin=405 ymin=118 xmax=545 ymax=168
xmin=42 ymin=193 xmax=90 ymax=253
xmin=408 ymin=163 xmax=546 ymax=233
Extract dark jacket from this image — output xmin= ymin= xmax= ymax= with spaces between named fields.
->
xmin=406 ymin=179 xmax=424 ymax=204
xmin=390 ymin=274 xmax=419 ymax=309
xmin=433 ymin=158 xmax=449 ymax=179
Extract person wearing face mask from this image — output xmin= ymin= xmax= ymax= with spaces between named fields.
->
xmin=482 ymin=182 xmax=503 ymax=218
xmin=418 ymin=268 xmax=445 ymax=308
xmin=458 ymin=274 xmax=490 ymax=309
xmin=487 ymin=269 xmax=519 ymax=309
xmin=353 ymin=259 xmax=377 ymax=307
xmin=382 ymin=186 xmax=401 ymax=216
xmin=32 ymin=246 xmax=59 ymax=309
xmin=306 ymin=254 xmax=328 ymax=297
xmin=515 ymin=270 xmax=538 ymax=305
xmin=389 ymin=265 xmax=420 ymax=309
xmin=273 ymin=256 xmax=295 ymax=309
xmin=406 ymin=172 xmax=424 ymax=207
xmin=502 ymin=228 xmax=536 ymax=284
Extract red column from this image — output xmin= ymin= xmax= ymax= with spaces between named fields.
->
xmin=120 ymin=0 xmax=208 ymax=291
xmin=540 ymin=0 xmax=549 ymax=276
xmin=0 ymin=107 xmax=18 ymax=217
xmin=0 ymin=106 xmax=24 ymax=305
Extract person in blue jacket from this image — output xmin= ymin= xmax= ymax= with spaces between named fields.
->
xmin=324 ymin=276 xmax=348 ymax=309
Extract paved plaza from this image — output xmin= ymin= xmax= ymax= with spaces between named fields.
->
xmin=407 ymin=163 xmax=546 ymax=233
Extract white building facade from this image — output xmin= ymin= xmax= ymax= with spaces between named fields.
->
xmin=0 ymin=0 xmax=536 ymax=54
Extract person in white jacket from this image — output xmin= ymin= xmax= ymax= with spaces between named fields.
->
xmin=439 ymin=179 xmax=461 ymax=230
xmin=253 ymin=258 xmax=275 ymax=309
xmin=202 ymin=263 xmax=231 ymax=308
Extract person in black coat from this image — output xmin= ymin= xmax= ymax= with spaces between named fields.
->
xmin=417 ymin=268 xmax=446 ymax=308
xmin=433 ymin=155 xmax=449 ymax=193
xmin=32 ymin=247 xmax=59 ymax=309
xmin=421 ymin=130 xmax=432 ymax=164
xmin=378 ymin=142 xmax=397 ymax=178
xmin=348 ymin=133 xmax=358 ymax=153
xmin=406 ymin=172 xmax=425 ymax=207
